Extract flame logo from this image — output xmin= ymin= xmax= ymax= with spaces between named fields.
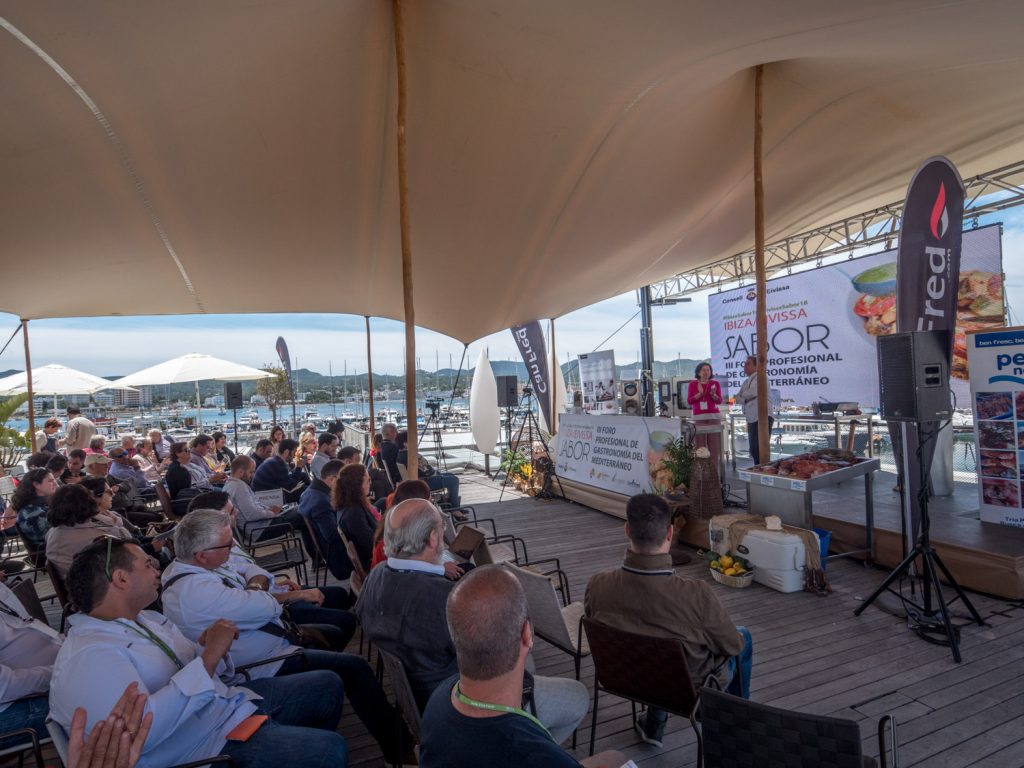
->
xmin=929 ymin=182 xmax=949 ymax=240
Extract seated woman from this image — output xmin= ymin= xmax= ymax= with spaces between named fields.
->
xmin=334 ymin=464 xmax=380 ymax=571
xmin=164 ymin=441 xmax=205 ymax=516
xmin=44 ymin=483 xmax=135 ymax=581
xmin=134 ymin=438 xmax=164 ymax=483
xmin=11 ymin=468 xmax=58 ymax=565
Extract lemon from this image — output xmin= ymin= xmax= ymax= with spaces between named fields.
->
xmin=733 ymin=566 xmax=746 ymax=574
xmin=724 ymin=567 xmax=738 ymax=576
xmin=710 ymin=560 xmax=721 ymax=570
xmin=720 ymin=555 xmax=734 ymax=568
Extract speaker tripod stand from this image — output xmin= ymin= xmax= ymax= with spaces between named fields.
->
xmin=498 ymin=387 xmax=564 ymax=503
xmin=418 ymin=402 xmax=448 ymax=472
xmin=854 ymin=426 xmax=984 ymax=662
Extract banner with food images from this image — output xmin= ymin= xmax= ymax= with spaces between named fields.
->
xmin=966 ymin=326 xmax=1024 ymax=527
xmin=707 ymin=224 xmax=1003 ymax=407
xmin=578 ymin=350 xmax=618 ymax=415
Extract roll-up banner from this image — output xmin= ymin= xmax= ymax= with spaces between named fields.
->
xmin=893 ymin=158 xmax=966 ymax=544
xmin=578 ymin=350 xmax=617 ymax=415
xmin=510 ymin=321 xmax=553 ymax=431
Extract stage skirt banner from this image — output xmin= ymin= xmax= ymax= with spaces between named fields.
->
xmin=707 ymin=224 xmax=1002 ymax=408
xmin=578 ymin=350 xmax=617 ymax=414
xmin=554 ymin=414 xmax=680 ymax=496
xmin=967 ymin=326 xmax=1024 ymax=528
xmin=510 ymin=321 xmax=553 ymax=431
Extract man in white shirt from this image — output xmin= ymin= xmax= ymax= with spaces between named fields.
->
xmin=735 ymin=355 xmax=773 ymax=466
xmin=64 ymin=407 xmax=96 ymax=453
xmin=162 ymin=510 xmax=411 ymax=764
xmin=0 ymin=575 xmax=62 ymax=744
xmin=146 ymin=430 xmax=174 ymax=464
xmin=49 ymin=537 xmax=348 ymax=768
xmin=309 ymin=433 xmax=339 ymax=480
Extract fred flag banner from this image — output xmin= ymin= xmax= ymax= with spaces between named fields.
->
xmin=510 ymin=321 xmax=552 ymax=431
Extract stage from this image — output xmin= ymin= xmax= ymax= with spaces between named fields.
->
xmin=558 ymin=465 xmax=1024 ymax=600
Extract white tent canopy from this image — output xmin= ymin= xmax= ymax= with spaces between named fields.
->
xmin=0 ymin=364 xmax=136 ymax=396
xmin=3 ymin=1 xmax=1024 ymax=342
xmin=111 ymin=354 xmax=273 ymax=388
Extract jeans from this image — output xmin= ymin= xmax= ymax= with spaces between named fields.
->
xmin=278 ymin=650 xmax=409 ymax=763
xmin=647 ymin=626 xmax=754 ymax=728
xmin=288 ymin=586 xmax=357 ymax=650
xmin=531 ymin=676 xmax=589 ymax=745
xmin=426 ymin=473 xmax=460 ymax=508
xmin=725 ymin=626 xmax=753 ymax=699
xmin=224 ymin=671 xmax=347 ymax=768
xmin=0 ymin=695 xmax=48 ymax=750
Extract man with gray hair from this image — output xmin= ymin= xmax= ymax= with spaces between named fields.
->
xmin=161 ymin=509 xmax=413 ymax=764
xmin=420 ymin=566 xmax=622 ymax=766
xmin=356 ymin=500 xmax=588 ymax=742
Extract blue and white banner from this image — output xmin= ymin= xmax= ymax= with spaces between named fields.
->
xmin=967 ymin=326 xmax=1024 ymax=527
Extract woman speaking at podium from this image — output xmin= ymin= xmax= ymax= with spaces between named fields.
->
xmin=687 ymin=362 xmax=722 ymax=415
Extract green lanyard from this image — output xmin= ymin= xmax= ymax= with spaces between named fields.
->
xmin=115 ymin=619 xmax=185 ymax=670
xmin=232 ymin=540 xmax=255 ymax=564
xmin=216 ymin=567 xmax=247 ymax=588
xmin=453 ymin=682 xmax=552 ymax=741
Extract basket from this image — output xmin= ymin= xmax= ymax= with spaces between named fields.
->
xmin=710 ymin=567 xmax=755 ymax=588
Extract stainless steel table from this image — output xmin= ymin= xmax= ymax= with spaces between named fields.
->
xmin=739 ymin=457 xmax=879 ymax=561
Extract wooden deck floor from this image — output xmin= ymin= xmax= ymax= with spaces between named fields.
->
xmin=340 ymin=471 xmax=1024 ymax=767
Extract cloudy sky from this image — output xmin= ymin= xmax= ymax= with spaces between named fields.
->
xmin=1 ymin=209 xmax=1021 ymax=379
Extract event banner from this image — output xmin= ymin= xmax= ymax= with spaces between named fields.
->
xmin=707 ymin=224 xmax=1002 ymax=407
xmin=578 ymin=350 xmax=617 ymax=414
xmin=967 ymin=327 xmax=1024 ymax=528
xmin=554 ymin=414 xmax=680 ymax=495
xmin=510 ymin=321 xmax=553 ymax=431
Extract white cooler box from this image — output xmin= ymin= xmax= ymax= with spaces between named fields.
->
xmin=709 ymin=524 xmax=819 ymax=594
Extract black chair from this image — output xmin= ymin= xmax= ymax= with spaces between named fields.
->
xmin=583 ymin=617 xmax=713 ymax=760
xmin=700 ymin=687 xmax=899 ymax=768
xmin=45 ymin=561 xmax=73 ymax=633
xmin=8 ymin=578 xmax=48 ymax=624
xmin=0 ymin=726 xmax=48 ymax=768
xmin=378 ymin=648 xmax=421 ymax=768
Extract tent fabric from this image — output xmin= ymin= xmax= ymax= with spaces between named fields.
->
xmin=2 ymin=1 xmax=1024 ymax=343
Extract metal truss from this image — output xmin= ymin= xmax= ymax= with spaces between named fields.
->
xmin=649 ymin=160 xmax=1024 ymax=301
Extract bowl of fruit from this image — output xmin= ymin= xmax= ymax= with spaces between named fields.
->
xmin=706 ymin=551 xmax=755 ymax=588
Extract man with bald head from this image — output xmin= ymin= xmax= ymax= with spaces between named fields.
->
xmin=356 ymin=502 xmax=588 ymax=739
xmin=420 ymin=566 xmax=620 ymax=766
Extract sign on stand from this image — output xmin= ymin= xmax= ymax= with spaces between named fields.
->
xmin=578 ymin=350 xmax=617 ymax=415
xmin=967 ymin=326 xmax=1024 ymax=527
xmin=554 ymin=414 xmax=679 ymax=496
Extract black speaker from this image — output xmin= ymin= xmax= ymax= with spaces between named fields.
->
xmin=224 ymin=381 xmax=244 ymax=410
xmin=877 ymin=331 xmax=951 ymax=422
xmin=496 ymin=376 xmax=519 ymax=408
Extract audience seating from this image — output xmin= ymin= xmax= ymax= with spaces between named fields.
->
xmin=700 ymin=687 xmax=900 ymax=768
xmin=9 ymin=578 xmax=48 ymax=624
xmin=300 ymin=516 xmax=331 ymax=587
xmin=0 ymin=727 xmax=48 ymax=768
xmin=233 ymin=520 xmax=309 ymax=585
xmin=45 ymin=562 xmax=73 ymax=633
xmin=378 ymin=648 xmax=421 ymax=767
xmin=583 ymin=617 xmax=712 ymax=760
xmin=153 ymin=482 xmax=176 ymax=520
xmin=509 ymin=565 xmax=589 ymax=678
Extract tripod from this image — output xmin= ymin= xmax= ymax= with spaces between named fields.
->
xmin=418 ymin=403 xmax=448 ymax=472
xmin=499 ymin=387 xmax=565 ymax=502
xmin=854 ymin=423 xmax=984 ymax=662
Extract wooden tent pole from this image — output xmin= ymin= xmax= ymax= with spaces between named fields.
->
xmin=21 ymin=320 xmax=35 ymax=449
xmin=392 ymin=0 xmax=417 ymax=478
xmin=550 ymin=319 xmax=558 ymax=435
xmin=753 ymin=65 xmax=770 ymax=464
xmin=365 ymin=316 xmax=376 ymax=439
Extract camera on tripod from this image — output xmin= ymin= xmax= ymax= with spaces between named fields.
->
xmin=424 ymin=398 xmax=442 ymax=416
xmin=521 ymin=386 xmax=533 ymax=396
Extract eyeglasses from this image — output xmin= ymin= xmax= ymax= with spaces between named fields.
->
xmin=200 ymin=543 xmax=233 ymax=553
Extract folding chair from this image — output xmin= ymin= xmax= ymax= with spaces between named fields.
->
xmin=0 ymin=727 xmax=48 ymax=768
xmin=508 ymin=565 xmax=588 ymax=678
xmin=378 ymin=649 xmax=422 ymax=768
xmin=234 ymin=520 xmax=309 ymax=585
xmin=8 ymin=578 xmax=48 ymax=624
xmin=300 ymin=515 xmax=330 ymax=587
xmin=700 ymin=687 xmax=900 ymax=768
xmin=45 ymin=562 xmax=73 ymax=633
xmin=153 ymin=481 xmax=176 ymax=520
xmin=583 ymin=617 xmax=713 ymax=760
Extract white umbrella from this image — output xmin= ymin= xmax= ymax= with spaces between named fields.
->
xmin=0 ymin=363 xmax=136 ymax=396
xmin=111 ymin=354 xmax=273 ymax=429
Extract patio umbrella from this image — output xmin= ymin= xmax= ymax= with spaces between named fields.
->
xmin=110 ymin=354 xmax=273 ymax=429
xmin=0 ymin=363 xmax=137 ymax=415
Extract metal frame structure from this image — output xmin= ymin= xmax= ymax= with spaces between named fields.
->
xmin=650 ymin=160 xmax=1024 ymax=300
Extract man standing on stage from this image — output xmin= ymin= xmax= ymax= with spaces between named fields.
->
xmin=735 ymin=355 xmax=772 ymax=466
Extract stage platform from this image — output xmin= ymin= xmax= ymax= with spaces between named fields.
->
xmin=559 ymin=467 xmax=1024 ymax=600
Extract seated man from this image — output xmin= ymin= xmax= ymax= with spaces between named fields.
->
xmin=108 ymin=447 xmax=153 ymax=492
xmin=355 ymin=498 xmax=587 ymax=741
xmin=50 ymin=537 xmax=348 ymax=768
xmin=421 ymin=566 xmax=625 ymax=766
xmin=147 ymin=429 xmax=174 ymax=464
xmin=298 ymin=459 xmax=354 ymax=580
xmin=378 ymin=423 xmax=401 ymax=483
xmin=250 ymin=439 xmax=273 ymax=469
xmin=309 ymin=433 xmax=339 ymax=480
xmin=161 ymin=510 xmax=409 ymax=763
xmin=187 ymin=491 xmax=355 ymax=639
xmin=189 ymin=435 xmax=228 ymax=483
xmin=224 ymin=455 xmax=304 ymax=542
xmin=396 ymin=430 xmax=461 ymax=508
xmin=252 ymin=439 xmax=309 ymax=504
xmin=59 ymin=449 xmax=87 ymax=485
xmin=0 ymin=571 xmax=63 ymax=747
xmin=85 ymin=454 xmax=161 ymax=527
xmin=585 ymin=493 xmax=752 ymax=747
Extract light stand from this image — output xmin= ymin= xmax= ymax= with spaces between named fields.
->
xmin=854 ymin=421 xmax=984 ymax=662
xmin=418 ymin=399 xmax=447 ymax=472
xmin=499 ymin=386 xmax=565 ymax=503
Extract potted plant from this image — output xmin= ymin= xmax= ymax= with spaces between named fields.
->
xmin=0 ymin=394 xmax=30 ymax=470
xmin=654 ymin=436 xmax=694 ymax=499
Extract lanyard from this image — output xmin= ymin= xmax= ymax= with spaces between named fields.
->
xmin=115 ymin=619 xmax=185 ymax=670
xmin=0 ymin=600 xmax=25 ymax=621
xmin=453 ymin=682 xmax=552 ymax=741
xmin=216 ymin=567 xmax=247 ymax=588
